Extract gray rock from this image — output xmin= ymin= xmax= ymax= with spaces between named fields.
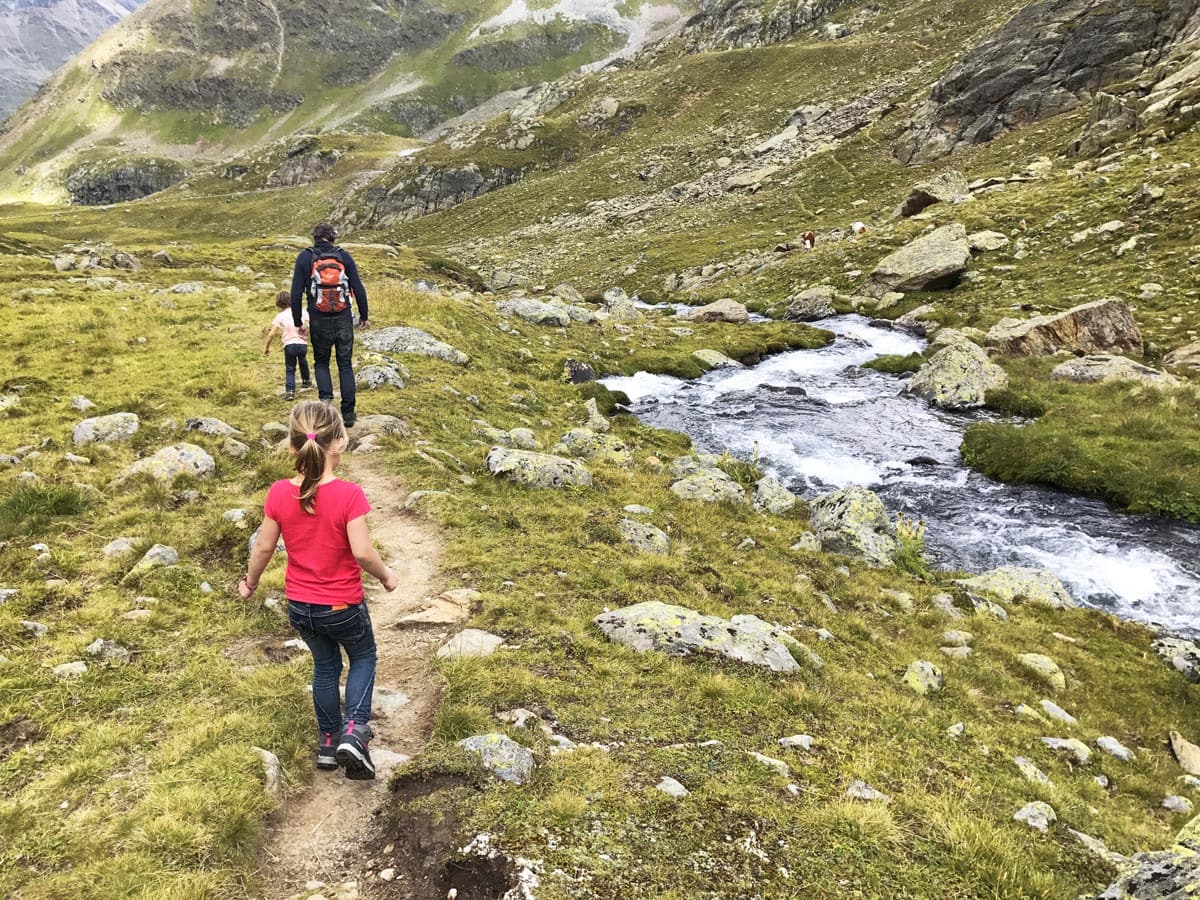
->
xmin=360 ymin=326 xmax=469 ymax=365
xmin=253 ymin=747 xmax=283 ymax=800
xmin=682 ymin=298 xmax=749 ymax=323
xmin=103 ymin=537 xmax=138 ymax=557
xmin=905 ymin=340 xmax=1008 ymax=410
xmin=1018 ymin=653 xmax=1066 ymax=691
xmin=0 ymin=588 xmax=17 ymax=603
xmin=778 ymin=734 xmax=815 ymax=751
xmin=356 ymin=365 xmax=405 ymax=390
xmin=656 ymin=776 xmax=689 ymax=798
xmin=497 ymin=298 xmax=571 ymax=327
xmin=624 ymin=504 xmax=654 ymax=515
xmin=808 ymin=486 xmax=897 ymax=568
xmin=845 ymin=780 xmax=891 ymax=803
xmin=115 ymin=443 xmax=215 ymax=484
xmin=968 ymin=593 xmax=1009 ymax=620
xmin=1040 ymin=699 xmax=1077 ymax=725
xmin=436 ymin=629 xmax=505 ymax=659
xmin=555 ymin=428 xmax=632 ymax=465
xmin=864 ymin=224 xmax=971 ymax=298
xmin=63 ymin=453 xmax=90 ymax=465
xmin=782 ymin=286 xmax=836 ymax=321
xmin=21 ymin=620 xmax=48 ymax=637
xmin=692 ymin=349 xmax=743 ymax=370
xmin=123 ymin=544 xmax=179 ymax=582
xmin=222 ymin=438 xmax=250 ymax=459
xmin=955 ymin=567 xmax=1076 ymax=609
xmin=73 ymin=412 xmax=139 ymax=446
xmin=1042 ymin=737 xmax=1092 ymax=764
xmin=1014 ymin=801 xmax=1057 ymax=833
xmin=1164 ymin=795 xmax=1195 ymax=815
xmin=484 ymin=448 xmax=592 ymax=489
xmin=508 ymin=428 xmax=538 ymax=450
xmin=71 ymin=396 xmax=96 ymax=411
xmin=51 ymin=661 xmax=87 ymax=679
xmin=85 ymin=638 xmax=129 ymax=661
xmin=931 ymin=593 xmax=965 ymax=620
xmin=170 ymin=282 xmax=205 ymax=294
xmin=1096 ymin=736 xmax=1136 ymax=762
xmin=618 ymin=519 xmax=669 ymax=555
xmin=985 ymin=298 xmax=1142 ymax=357
xmin=942 ymin=630 xmax=974 ymax=647
xmin=897 ymin=171 xmax=970 ymax=217
xmin=669 ymin=469 xmax=747 ymax=504
xmin=1164 ymin=341 xmax=1200 ymax=371
xmin=354 ymin=414 xmax=409 ymax=438
xmin=593 ymin=600 xmax=815 ymax=673
xmin=752 ymin=476 xmax=798 ymax=515
xmin=1152 ymin=637 xmax=1200 ymax=683
xmin=748 ymin=752 xmax=790 ymax=776
xmin=968 ymin=231 xmax=1010 ymax=252
xmin=941 ymin=646 xmax=972 ymax=659
xmin=903 ymin=660 xmax=944 ymax=695
xmin=459 ymin=733 xmax=535 ymax=784
xmin=1050 ymin=354 xmax=1179 ymax=387
xmin=583 ymin=398 xmax=609 ymax=433
xmin=790 ymin=533 xmax=822 ymax=553
xmin=1015 ymin=756 xmax=1054 ymax=788
xmin=184 ymin=417 xmax=241 ymax=437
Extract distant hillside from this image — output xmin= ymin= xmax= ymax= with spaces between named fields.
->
xmin=0 ymin=0 xmax=143 ymax=118
xmin=0 ymin=0 xmax=692 ymax=204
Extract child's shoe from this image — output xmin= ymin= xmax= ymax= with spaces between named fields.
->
xmin=284 ymin=390 xmax=295 ymax=401
xmin=300 ymin=381 xmax=313 ymax=390
xmin=335 ymin=720 xmax=375 ymax=780
xmin=317 ymin=731 xmax=338 ymax=770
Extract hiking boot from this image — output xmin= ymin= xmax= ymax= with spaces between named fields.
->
xmin=300 ymin=381 xmax=313 ymax=390
xmin=317 ymin=731 xmax=338 ymax=771
xmin=336 ymin=720 xmax=375 ymax=780
xmin=284 ymin=390 xmax=295 ymax=401
xmin=342 ymin=413 xmax=357 ymax=428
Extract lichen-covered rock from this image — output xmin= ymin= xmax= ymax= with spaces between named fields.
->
xmin=1097 ymin=736 xmax=1136 ymax=762
xmin=1164 ymin=341 xmax=1200 ymax=371
xmin=1153 ymin=637 xmax=1200 ymax=683
xmin=864 ymin=224 xmax=971 ymax=298
xmin=903 ymin=660 xmax=944 ymax=695
xmin=968 ymin=592 xmax=1009 ymax=620
xmin=897 ymin=171 xmax=970 ymax=217
xmin=846 ymin=780 xmax=891 ymax=803
xmin=985 ymin=298 xmax=1142 ymax=357
xmin=73 ymin=412 xmax=139 ymax=445
xmin=458 ymin=733 xmax=535 ymax=784
xmin=669 ymin=469 xmax=747 ymax=504
xmin=619 ymin=519 xmax=669 ymax=555
xmin=968 ymin=231 xmax=1010 ymax=252
xmin=1042 ymin=737 xmax=1092 ymax=765
xmin=183 ymin=417 xmax=241 ymax=437
xmin=361 ymin=326 xmax=469 ymax=365
xmin=782 ymin=286 xmax=836 ymax=321
xmin=955 ymin=567 xmax=1077 ymax=609
xmin=554 ymin=428 xmax=632 ymax=465
xmin=436 ymin=629 xmax=505 ymax=659
xmin=1018 ymin=653 xmax=1066 ymax=691
xmin=593 ymin=601 xmax=815 ymax=672
xmin=1050 ymin=354 xmax=1179 ymax=387
xmin=1014 ymin=801 xmax=1057 ymax=833
xmin=692 ymin=349 xmax=743 ymax=370
xmin=354 ymin=414 xmax=409 ymax=439
xmin=682 ymin=298 xmax=749 ymax=323
xmin=485 ymin=447 xmax=592 ymax=489
xmin=904 ymin=340 xmax=1008 ymax=410
xmin=1015 ymin=756 xmax=1054 ymax=788
xmin=1040 ymin=699 xmax=1077 ymax=725
xmin=115 ymin=443 xmax=215 ymax=484
xmin=356 ymin=365 xmax=405 ymax=389
xmin=752 ymin=476 xmax=798 ymax=515
xmin=122 ymin=543 xmax=179 ymax=583
xmin=497 ymin=298 xmax=571 ymax=327
xmin=808 ymin=486 xmax=897 ymax=568
xmin=1170 ymin=731 xmax=1200 ymax=776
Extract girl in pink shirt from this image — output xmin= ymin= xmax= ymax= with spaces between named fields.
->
xmin=239 ymin=401 xmax=398 ymax=779
xmin=264 ymin=291 xmax=311 ymax=401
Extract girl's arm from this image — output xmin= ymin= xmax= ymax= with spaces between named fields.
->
xmin=238 ymin=516 xmax=281 ymax=599
xmin=347 ymin=515 xmax=398 ymax=591
xmin=263 ymin=324 xmax=278 ymax=355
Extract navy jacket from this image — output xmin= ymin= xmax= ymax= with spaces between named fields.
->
xmin=290 ymin=240 xmax=368 ymax=327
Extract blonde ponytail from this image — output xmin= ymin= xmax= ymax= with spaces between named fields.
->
xmin=288 ymin=401 xmax=347 ymax=514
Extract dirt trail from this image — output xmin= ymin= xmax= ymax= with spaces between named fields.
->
xmin=258 ymin=453 xmax=453 ymax=898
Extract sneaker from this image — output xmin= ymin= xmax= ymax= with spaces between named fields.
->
xmin=300 ymin=381 xmax=313 ymax=390
xmin=336 ymin=720 xmax=375 ymax=780
xmin=342 ymin=413 xmax=357 ymax=428
xmin=317 ymin=732 xmax=338 ymax=770
xmin=284 ymin=390 xmax=295 ymax=401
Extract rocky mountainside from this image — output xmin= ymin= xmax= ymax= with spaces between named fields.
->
xmin=0 ymin=0 xmax=143 ymax=118
xmin=0 ymin=0 xmax=694 ymax=204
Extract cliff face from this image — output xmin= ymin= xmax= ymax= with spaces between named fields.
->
xmin=0 ymin=0 xmax=143 ymax=119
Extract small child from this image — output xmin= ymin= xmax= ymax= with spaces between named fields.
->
xmin=238 ymin=401 xmax=399 ymax=779
xmin=264 ymin=290 xmax=311 ymax=401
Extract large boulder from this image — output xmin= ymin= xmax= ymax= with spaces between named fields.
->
xmin=593 ymin=600 xmax=817 ymax=672
xmin=554 ymin=428 xmax=632 ymax=465
xmin=360 ymin=326 xmax=469 ymax=365
xmin=1051 ymin=354 xmax=1180 ymax=388
xmin=115 ymin=444 xmax=215 ymax=484
xmin=985 ymin=298 xmax=1143 ymax=357
xmin=669 ymin=468 xmax=747 ymax=504
xmin=955 ymin=566 xmax=1077 ymax=609
xmin=808 ymin=486 xmax=897 ymax=568
xmin=863 ymin=224 xmax=971 ymax=298
xmin=497 ymin=298 xmax=571 ymax=327
xmin=897 ymin=171 xmax=970 ymax=217
xmin=752 ymin=476 xmax=799 ymax=515
xmin=1164 ymin=342 xmax=1200 ymax=371
xmin=73 ymin=412 xmax=139 ymax=445
xmin=484 ymin=447 xmax=592 ymax=489
xmin=782 ymin=286 xmax=836 ymax=321
xmin=683 ymin=298 xmax=750 ymax=323
xmin=904 ymin=341 xmax=1008 ymax=410
xmin=1094 ymin=813 xmax=1200 ymax=899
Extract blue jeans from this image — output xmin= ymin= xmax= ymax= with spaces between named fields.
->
xmin=287 ymin=600 xmax=376 ymax=734
xmin=284 ymin=344 xmax=310 ymax=392
xmin=309 ymin=314 xmax=355 ymax=418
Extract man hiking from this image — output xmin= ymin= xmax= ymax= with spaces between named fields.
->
xmin=290 ymin=222 xmax=369 ymax=427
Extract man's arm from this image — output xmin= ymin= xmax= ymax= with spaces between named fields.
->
xmin=343 ymin=251 xmax=369 ymax=324
xmin=290 ymin=250 xmax=309 ymax=328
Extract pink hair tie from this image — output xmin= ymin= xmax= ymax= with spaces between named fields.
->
xmin=305 ymin=432 xmax=317 ymax=440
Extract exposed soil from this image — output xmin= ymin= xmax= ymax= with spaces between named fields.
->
xmin=256 ymin=453 xmax=459 ymax=898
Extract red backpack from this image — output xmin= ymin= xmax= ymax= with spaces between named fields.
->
xmin=307 ymin=248 xmax=352 ymax=313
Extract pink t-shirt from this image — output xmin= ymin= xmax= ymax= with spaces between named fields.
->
xmin=272 ymin=309 xmax=309 ymax=347
xmin=263 ymin=478 xmax=372 ymax=604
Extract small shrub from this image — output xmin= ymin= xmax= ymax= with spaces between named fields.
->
xmin=0 ymin=483 xmax=92 ymax=533
xmin=716 ymin=448 xmax=763 ymax=488
xmin=893 ymin=513 xmax=928 ymax=578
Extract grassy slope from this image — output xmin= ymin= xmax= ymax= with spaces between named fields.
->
xmin=0 ymin=233 xmax=1195 ymax=898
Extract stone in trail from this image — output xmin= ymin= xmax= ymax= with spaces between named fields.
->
xmin=985 ymin=298 xmax=1142 ymax=357
xmin=593 ymin=600 xmax=819 ymax=673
